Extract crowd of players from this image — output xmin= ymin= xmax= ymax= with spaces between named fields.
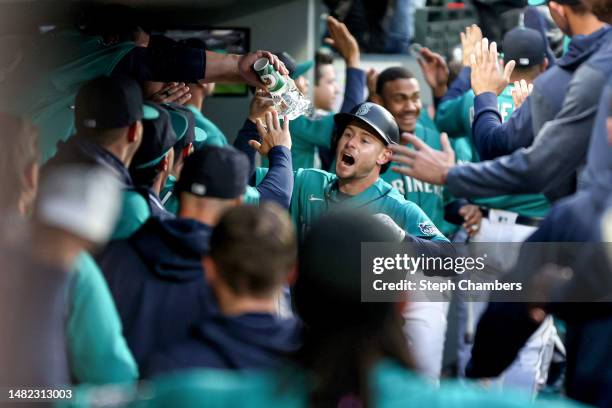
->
xmin=0 ymin=0 xmax=611 ymax=406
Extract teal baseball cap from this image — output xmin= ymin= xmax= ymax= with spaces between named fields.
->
xmin=292 ymin=61 xmax=315 ymax=79
xmin=163 ymin=103 xmax=205 ymax=151
xmin=276 ymin=51 xmax=314 ymax=79
xmin=131 ymin=103 xmax=177 ymax=170
xmin=528 ymin=0 xmax=581 ymax=5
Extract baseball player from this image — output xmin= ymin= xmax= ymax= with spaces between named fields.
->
xmin=251 ymin=103 xmax=452 ymax=380
xmin=434 ymin=27 xmax=559 ymax=393
xmin=436 ymin=27 xmax=551 ymax=244
xmin=374 ymin=66 xmax=480 ymax=237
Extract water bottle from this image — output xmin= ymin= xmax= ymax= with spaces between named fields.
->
xmin=253 ymin=58 xmax=313 ymax=120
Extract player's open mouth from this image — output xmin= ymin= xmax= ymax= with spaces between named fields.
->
xmin=341 ymin=153 xmax=355 ymax=166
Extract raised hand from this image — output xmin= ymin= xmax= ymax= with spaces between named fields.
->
xmin=324 ymin=16 xmax=360 ymax=68
xmin=366 ymin=68 xmax=380 ymax=103
xmin=417 ymin=47 xmax=449 ymax=98
xmin=470 ymin=39 xmax=515 ymax=96
xmin=248 ymin=89 xmax=276 ymax=123
xmin=250 ymin=110 xmax=292 ymax=155
xmin=511 ymin=79 xmax=533 ymax=108
xmin=148 ymin=82 xmax=191 ymax=105
xmin=459 ymin=204 xmax=483 ymax=237
xmin=390 ymin=132 xmax=455 ymax=185
xmin=239 ymin=50 xmax=288 ymax=88
xmin=460 ymin=24 xmax=483 ymax=67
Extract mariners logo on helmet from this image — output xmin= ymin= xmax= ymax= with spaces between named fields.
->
xmin=356 ymin=103 xmax=375 ymax=116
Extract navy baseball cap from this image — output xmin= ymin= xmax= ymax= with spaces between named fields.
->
xmin=175 ymin=146 xmax=250 ymax=199
xmin=502 ymin=27 xmax=547 ymax=67
xmin=75 ymin=75 xmax=158 ymax=131
xmin=131 ymin=103 xmax=177 ymax=169
xmin=334 ymin=102 xmax=400 ymax=146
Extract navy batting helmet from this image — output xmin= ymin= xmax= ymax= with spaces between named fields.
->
xmin=334 ymin=102 xmax=400 ymax=146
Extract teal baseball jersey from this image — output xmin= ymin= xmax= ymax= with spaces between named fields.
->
xmin=382 ymin=119 xmax=457 ymax=236
xmin=69 ymin=252 xmax=138 ymax=383
xmin=287 ymin=112 xmax=335 ymax=170
xmin=436 ymin=87 xmax=515 ymax=139
xmin=285 ymin=169 xmax=447 ymax=241
xmin=435 ymin=86 xmax=550 ymax=218
xmin=112 ymin=190 xmax=151 ymax=240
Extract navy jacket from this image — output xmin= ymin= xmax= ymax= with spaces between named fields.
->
xmin=467 ymin=82 xmax=612 ymax=407
xmin=145 ymin=312 xmax=301 ymax=378
xmin=472 ymin=26 xmax=611 ymax=160
xmin=97 ymin=216 xmax=213 ymax=369
xmin=44 ymin=136 xmax=133 ymax=188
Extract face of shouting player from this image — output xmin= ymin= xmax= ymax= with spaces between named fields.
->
xmin=335 ymin=120 xmax=391 ymax=184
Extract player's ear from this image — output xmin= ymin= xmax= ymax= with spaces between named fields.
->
xmin=377 ymin=146 xmax=393 ymax=167
xmin=540 ymin=58 xmax=549 ymax=73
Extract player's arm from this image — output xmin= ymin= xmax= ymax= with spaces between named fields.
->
xmin=396 ymin=204 xmax=458 ymax=275
xmin=447 ymin=64 xmax=605 ymax=201
xmin=435 ymin=92 xmax=472 ymax=138
xmin=249 ymin=111 xmax=294 ymax=209
xmin=472 ymin=92 xmax=535 ymax=160
xmin=233 ymin=91 xmax=276 ymax=176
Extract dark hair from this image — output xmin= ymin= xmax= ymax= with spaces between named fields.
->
xmin=584 ymin=0 xmax=612 ymax=22
xmin=568 ymin=1 xmax=590 ymax=14
xmin=78 ymin=126 xmax=128 ymax=147
xmin=0 ymin=114 xmax=39 ymax=212
xmin=376 ymin=66 xmax=415 ymax=97
xmin=294 ymin=212 xmax=414 ymax=408
xmin=130 ymin=155 xmax=169 ymax=189
xmin=315 ymin=51 xmax=334 ymax=85
xmin=210 ymin=203 xmax=297 ymax=297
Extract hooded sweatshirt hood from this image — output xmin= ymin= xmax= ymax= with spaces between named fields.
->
xmin=130 ymin=216 xmax=211 ymax=281
xmin=192 ymin=312 xmax=301 ymax=369
xmin=144 ymin=311 xmax=302 ymax=377
xmin=557 ymin=26 xmax=612 ymax=71
xmin=579 ymin=81 xmax=612 ymax=204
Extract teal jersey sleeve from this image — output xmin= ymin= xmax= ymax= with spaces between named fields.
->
xmin=111 ymin=190 xmax=151 ymax=240
xmin=289 ymin=113 xmax=335 ymax=169
xmin=0 ymin=32 xmax=136 ymax=163
xmin=384 ymin=189 xmax=448 ymax=242
xmin=187 ymin=105 xmax=229 ymax=147
xmin=382 ymin=121 xmax=451 ymax=236
xmin=69 ymin=252 xmax=138 ymax=383
xmin=373 ymin=360 xmax=584 ymax=408
xmin=435 ymin=91 xmax=474 ymax=138
xmin=244 ymin=186 xmax=260 ymax=205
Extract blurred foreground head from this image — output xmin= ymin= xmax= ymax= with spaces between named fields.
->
xmin=294 ymin=211 xmax=413 ymax=406
xmin=0 ymin=113 xmax=39 ymax=216
xmin=206 ymin=203 xmax=297 ymax=301
xmin=35 ymin=165 xmax=123 ymax=249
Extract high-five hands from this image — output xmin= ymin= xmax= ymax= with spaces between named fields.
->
xmin=460 ymin=25 xmax=483 ymax=67
xmin=250 ymin=110 xmax=292 ymax=155
xmin=470 ymin=38 xmax=515 ymax=96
